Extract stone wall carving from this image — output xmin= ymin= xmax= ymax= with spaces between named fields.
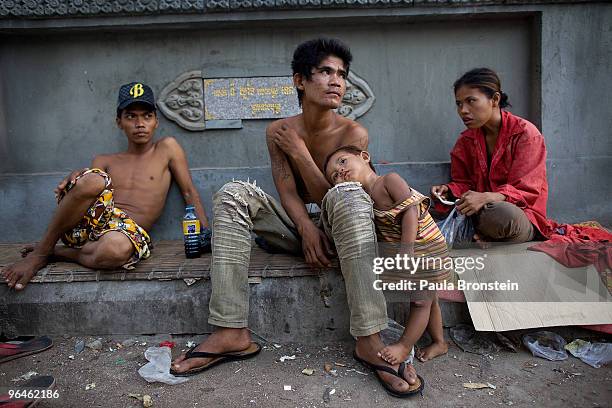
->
xmin=158 ymin=70 xmax=376 ymax=130
xmin=0 ymin=0 xmax=594 ymax=18
xmin=158 ymin=70 xmax=206 ymax=131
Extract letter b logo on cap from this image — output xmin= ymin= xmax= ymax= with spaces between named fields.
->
xmin=130 ymin=83 xmax=144 ymax=98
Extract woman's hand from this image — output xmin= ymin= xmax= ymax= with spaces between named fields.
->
xmin=456 ymin=191 xmax=505 ymax=216
xmin=431 ymin=184 xmax=450 ymax=201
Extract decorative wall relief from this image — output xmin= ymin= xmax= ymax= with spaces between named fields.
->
xmin=157 ymin=70 xmax=375 ymax=131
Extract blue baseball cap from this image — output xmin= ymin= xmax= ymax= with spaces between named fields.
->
xmin=117 ymin=82 xmax=156 ymax=112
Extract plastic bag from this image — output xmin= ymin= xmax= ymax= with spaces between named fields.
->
xmin=138 ymin=346 xmax=189 ymax=385
xmin=379 ymin=319 xmax=414 ymax=364
xmin=522 ymin=331 xmax=568 ymax=361
xmin=565 ymin=339 xmax=612 ymax=368
xmin=437 ymin=207 xmax=475 ymax=248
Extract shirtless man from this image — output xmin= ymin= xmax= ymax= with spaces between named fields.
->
xmin=2 ymin=82 xmax=209 ymax=291
xmin=171 ymin=39 xmax=421 ymax=397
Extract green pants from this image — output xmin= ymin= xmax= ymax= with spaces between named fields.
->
xmin=208 ymin=180 xmax=388 ymax=337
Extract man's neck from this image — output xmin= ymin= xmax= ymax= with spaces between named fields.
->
xmin=301 ymin=102 xmax=337 ymax=138
xmin=126 ymin=140 xmax=155 ymax=155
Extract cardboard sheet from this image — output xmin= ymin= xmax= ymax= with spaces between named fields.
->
xmin=451 ymin=243 xmax=612 ymax=332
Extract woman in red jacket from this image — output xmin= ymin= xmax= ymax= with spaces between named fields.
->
xmin=432 ymin=68 xmax=551 ymax=242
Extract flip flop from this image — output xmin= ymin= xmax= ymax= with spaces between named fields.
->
xmin=0 ymin=375 xmax=55 ymax=408
xmin=353 ymin=351 xmax=424 ymax=398
xmin=0 ymin=337 xmax=53 ymax=364
xmin=170 ymin=342 xmax=262 ymax=377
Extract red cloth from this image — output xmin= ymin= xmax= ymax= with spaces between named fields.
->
xmin=435 ymin=110 xmax=553 ymax=237
xmin=528 ymin=223 xmax=612 ymax=273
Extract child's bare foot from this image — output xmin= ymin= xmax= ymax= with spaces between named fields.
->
xmin=377 ymin=342 xmax=412 ymax=365
xmin=416 ymin=341 xmax=448 ymax=362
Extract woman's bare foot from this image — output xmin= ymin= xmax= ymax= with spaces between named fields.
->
xmin=416 ymin=341 xmax=448 ymax=362
xmin=2 ymin=252 xmax=49 ymax=290
xmin=378 ymin=342 xmax=413 ymax=365
xmin=171 ymin=327 xmax=252 ymax=374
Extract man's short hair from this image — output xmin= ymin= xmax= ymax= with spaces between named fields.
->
xmin=291 ymin=38 xmax=352 ymax=106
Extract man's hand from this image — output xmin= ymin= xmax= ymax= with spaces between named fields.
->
xmin=272 ymin=124 xmax=308 ymax=160
xmin=456 ymin=191 xmax=491 ymax=216
xmin=54 ymin=169 xmax=87 ymax=200
xmin=299 ymin=221 xmax=334 ymax=268
xmin=431 ymin=184 xmax=450 ymax=201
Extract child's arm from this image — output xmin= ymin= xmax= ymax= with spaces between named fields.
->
xmin=383 ymin=173 xmax=418 ymax=253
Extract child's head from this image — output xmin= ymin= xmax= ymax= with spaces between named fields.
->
xmin=324 ymin=145 xmax=376 ymax=185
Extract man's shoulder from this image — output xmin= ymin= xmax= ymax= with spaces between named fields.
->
xmin=336 ymin=115 xmax=368 ymax=148
xmin=266 ymin=115 xmax=301 ymax=136
xmin=155 ymin=136 xmax=180 ymax=149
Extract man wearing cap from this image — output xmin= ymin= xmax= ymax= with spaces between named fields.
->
xmin=2 ymin=82 xmax=209 ymax=290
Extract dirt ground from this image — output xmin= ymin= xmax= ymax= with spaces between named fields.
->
xmin=1 ymin=330 xmax=611 ymax=408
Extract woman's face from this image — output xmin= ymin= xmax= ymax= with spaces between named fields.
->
xmin=325 ymin=151 xmax=371 ymax=185
xmin=455 ymin=85 xmax=498 ymax=129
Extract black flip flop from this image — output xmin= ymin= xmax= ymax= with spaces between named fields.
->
xmin=0 ymin=336 xmax=53 ymax=364
xmin=170 ymin=342 xmax=262 ymax=377
xmin=353 ymin=351 xmax=424 ymax=398
xmin=0 ymin=375 xmax=55 ymax=407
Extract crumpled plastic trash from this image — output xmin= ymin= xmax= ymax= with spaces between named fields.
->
xmin=522 ymin=331 xmax=568 ymax=361
xmin=565 ymin=339 xmax=612 ymax=368
xmin=138 ymin=346 xmax=189 ymax=385
xmin=450 ymin=324 xmax=499 ymax=355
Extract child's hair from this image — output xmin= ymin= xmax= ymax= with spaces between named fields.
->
xmin=323 ymin=145 xmax=376 ymax=180
xmin=291 ymin=38 xmax=352 ymax=106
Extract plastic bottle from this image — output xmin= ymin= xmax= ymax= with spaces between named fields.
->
xmin=183 ymin=205 xmax=201 ymax=258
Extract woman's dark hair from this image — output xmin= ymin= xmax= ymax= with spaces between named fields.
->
xmin=453 ymin=68 xmax=511 ymax=109
xmin=323 ymin=145 xmax=376 ymax=181
xmin=291 ymin=38 xmax=352 ymax=106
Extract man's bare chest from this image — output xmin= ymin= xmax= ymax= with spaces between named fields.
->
xmin=106 ymin=159 xmax=170 ymax=191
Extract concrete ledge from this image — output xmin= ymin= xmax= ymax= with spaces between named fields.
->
xmin=0 ymin=273 xmax=470 ymax=342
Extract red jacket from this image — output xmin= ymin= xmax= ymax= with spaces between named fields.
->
xmin=443 ymin=110 xmax=552 ymax=237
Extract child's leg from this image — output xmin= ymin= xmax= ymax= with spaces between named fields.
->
xmin=378 ymin=298 xmax=432 ymax=365
xmin=416 ymin=294 xmax=448 ymax=362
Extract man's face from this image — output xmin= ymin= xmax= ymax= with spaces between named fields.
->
xmin=116 ymin=104 xmax=158 ymax=144
xmin=296 ymin=55 xmax=347 ymax=109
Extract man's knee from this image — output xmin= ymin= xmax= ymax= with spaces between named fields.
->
xmin=92 ymin=234 xmax=133 ymax=267
xmin=213 ymin=180 xmax=266 ymax=208
xmin=70 ymin=172 xmax=107 ymax=200
xmin=322 ymin=182 xmax=370 ymax=207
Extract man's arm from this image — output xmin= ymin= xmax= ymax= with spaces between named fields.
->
xmin=53 ymin=156 xmax=104 ymax=200
xmin=267 ymin=123 xmax=332 ymax=267
xmin=163 ymin=137 xmax=210 ymax=228
xmin=271 ymin=124 xmax=331 ymax=204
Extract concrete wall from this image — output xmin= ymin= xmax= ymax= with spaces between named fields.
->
xmin=0 ymin=3 xmax=610 ymax=242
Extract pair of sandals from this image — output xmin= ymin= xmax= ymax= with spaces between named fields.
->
xmin=1 ymin=336 xmax=55 ymax=408
xmin=170 ymin=340 xmax=422 ymax=399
